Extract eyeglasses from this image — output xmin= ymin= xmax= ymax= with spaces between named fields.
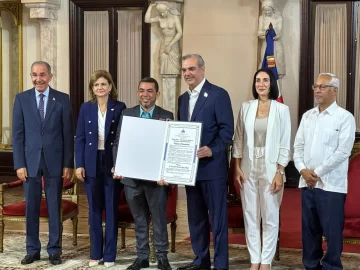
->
xmin=312 ymin=84 xmax=335 ymax=90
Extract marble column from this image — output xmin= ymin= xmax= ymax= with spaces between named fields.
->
xmin=23 ymin=1 xmax=60 ymax=88
xmin=162 ymin=75 xmax=179 ymax=116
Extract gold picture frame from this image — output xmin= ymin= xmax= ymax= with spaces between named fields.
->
xmin=0 ymin=2 xmax=23 ymax=150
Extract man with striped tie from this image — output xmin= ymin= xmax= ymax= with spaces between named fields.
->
xmin=113 ymin=77 xmax=173 ymax=270
xmin=12 ymin=61 xmax=74 ymax=265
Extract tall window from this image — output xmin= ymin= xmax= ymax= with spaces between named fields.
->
xmin=69 ymin=0 xmax=150 ymax=125
xmin=299 ymin=1 xmax=360 ymax=136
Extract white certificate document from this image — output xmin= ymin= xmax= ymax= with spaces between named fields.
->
xmin=114 ymin=116 xmax=202 ymax=186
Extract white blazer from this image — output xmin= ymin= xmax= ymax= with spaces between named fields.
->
xmin=232 ymin=99 xmax=291 ymax=183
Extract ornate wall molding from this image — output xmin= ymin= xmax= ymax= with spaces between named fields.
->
xmin=0 ymin=2 xmax=22 ymax=25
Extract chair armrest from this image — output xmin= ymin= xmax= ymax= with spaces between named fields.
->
xmin=167 ymin=184 xmax=177 ymax=189
xmin=3 ymin=179 xmax=24 ymax=189
xmin=228 ymin=193 xmax=241 ymax=206
xmin=63 ymin=181 xmax=75 ymax=190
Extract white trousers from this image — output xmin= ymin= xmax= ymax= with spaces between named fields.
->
xmin=240 ymin=157 xmax=283 ymax=264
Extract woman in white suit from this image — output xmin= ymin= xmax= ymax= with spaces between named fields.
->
xmin=232 ymin=68 xmax=291 ymax=270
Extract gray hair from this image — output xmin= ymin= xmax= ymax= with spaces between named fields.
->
xmin=319 ymin=72 xmax=339 ymax=88
xmin=182 ymin=54 xmax=205 ymax=68
xmin=31 ymin=61 xmax=52 ymax=74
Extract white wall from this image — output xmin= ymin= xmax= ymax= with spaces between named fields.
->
xmin=179 ymin=0 xmax=300 ymax=153
xmin=181 ymin=0 xmax=260 ymax=122
xmin=277 ymin=0 xmax=301 ymax=154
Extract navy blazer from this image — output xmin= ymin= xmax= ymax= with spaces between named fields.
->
xmin=12 ymin=87 xmax=74 ymax=178
xmin=178 ymin=80 xmax=234 ymax=181
xmin=75 ymin=99 xmax=126 ymax=178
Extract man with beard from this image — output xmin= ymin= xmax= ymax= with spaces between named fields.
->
xmin=12 ymin=61 xmax=74 ymax=265
xmin=113 ymin=77 xmax=173 ymax=270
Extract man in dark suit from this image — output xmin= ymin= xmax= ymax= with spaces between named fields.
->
xmin=12 ymin=61 xmax=74 ymax=265
xmin=176 ymin=54 xmax=234 ymax=270
xmin=113 ymin=77 xmax=173 ymax=270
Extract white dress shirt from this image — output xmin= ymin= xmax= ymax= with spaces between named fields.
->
xmin=187 ymin=78 xmax=206 ymax=120
xmin=98 ymin=106 xmax=106 ymax=150
xmin=294 ymin=102 xmax=356 ymax=194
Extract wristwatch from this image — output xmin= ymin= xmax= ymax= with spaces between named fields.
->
xmin=276 ymin=169 xmax=285 ymax=175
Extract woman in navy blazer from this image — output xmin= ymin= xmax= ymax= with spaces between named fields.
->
xmin=232 ymin=68 xmax=291 ymax=270
xmin=75 ymin=70 xmax=126 ymax=267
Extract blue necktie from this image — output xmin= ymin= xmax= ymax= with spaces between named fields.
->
xmin=141 ymin=112 xmax=150 ymax=118
xmin=39 ymin=94 xmax=45 ymax=121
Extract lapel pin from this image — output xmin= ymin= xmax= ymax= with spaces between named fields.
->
xmin=111 ymin=108 xmax=114 ymax=111
xmin=204 ymin=92 xmax=208 ymax=97
xmin=53 ymin=97 xmax=55 ymax=100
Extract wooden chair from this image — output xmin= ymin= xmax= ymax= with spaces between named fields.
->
xmin=343 ymin=141 xmax=360 ymax=244
xmin=103 ymin=185 xmax=178 ymax=263
xmin=322 ymin=141 xmax=360 ymax=245
xmin=226 ymin=145 xmax=281 ymax=260
xmin=0 ymin=176 xmax=79 ymax=252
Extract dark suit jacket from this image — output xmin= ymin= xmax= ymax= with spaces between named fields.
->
xmin=178 ymin=80 xmax=234 ymax=181
xmin=113 ymin=105 xmax=174 ymax=187
xmin=75 ymin=99 xmax=126 ymax=178
xmin=12 ymin=87 xmax=74 ymax=178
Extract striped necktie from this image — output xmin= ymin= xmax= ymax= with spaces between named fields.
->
xmin=39 ymin=93 xmax=45 ymax=121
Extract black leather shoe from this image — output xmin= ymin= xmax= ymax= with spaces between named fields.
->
xmin=49 ymin=254 xmax=62 ymax=265
xmin=126 ymin=258 xmax=150 ymax=270
xmin=158 ymin=258 xmax=172 ymax=270
xmin=177 ymin=263 xmax=210 ymax=270
xmin=21 ymin=253 xmax=40 ymax=265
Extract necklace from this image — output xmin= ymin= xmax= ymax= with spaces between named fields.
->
xmin=258 ymin=100 xmax=270 ymax=115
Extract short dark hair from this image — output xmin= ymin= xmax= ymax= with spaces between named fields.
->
xmin=252 ymin=68 xmax=279 ymax=100
xmin=138 ymin=77 xmax=159 ymax=92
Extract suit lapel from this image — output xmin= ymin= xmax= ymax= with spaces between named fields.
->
xmin=180 ymin=93 xmax=189 ymax=121
xmin=132 ymin=105 xmax=140 ymax=117
xmin=246 ymin=100 xmax=258 ymax=155
xmin=43 ymin=88 xmax=55 ymax=128
xmin=151 ymin=106 xmax=160 ymax=120
xmin=265 ymin=100 xmax=276 ymax=144
xmin=30 ymin=89 xmax=42 ymax=126
xmin=91 ymin=101 xmax=99 ymax=137
xmin=190 ymin=80 xmax=210 ymax=121
xmin=104 ymin=99 xmax=114 ymax=140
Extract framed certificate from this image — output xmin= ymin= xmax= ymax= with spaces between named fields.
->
xmin=114 ymin=116 xmax=202 ymax=186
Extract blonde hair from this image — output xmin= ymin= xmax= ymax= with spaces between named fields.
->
xmin=88 ymin=70 xmax=118 ymax=103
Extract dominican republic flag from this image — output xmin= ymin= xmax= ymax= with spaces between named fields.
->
xmin=261 ymin=23 xmax=283 ymax=103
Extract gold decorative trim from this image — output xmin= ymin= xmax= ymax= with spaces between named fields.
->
xmin=0 ymin=3 xmax=21 ymax=25
xmin=0 ymin=13 xmax=2 ymax=150
xmin=350 ymin=140 xmax=360 ymax=160
xmin=343 ymin=237 xmax=360 ymax=245
xmin=0 ymin=3 xmax=22 ymax=149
